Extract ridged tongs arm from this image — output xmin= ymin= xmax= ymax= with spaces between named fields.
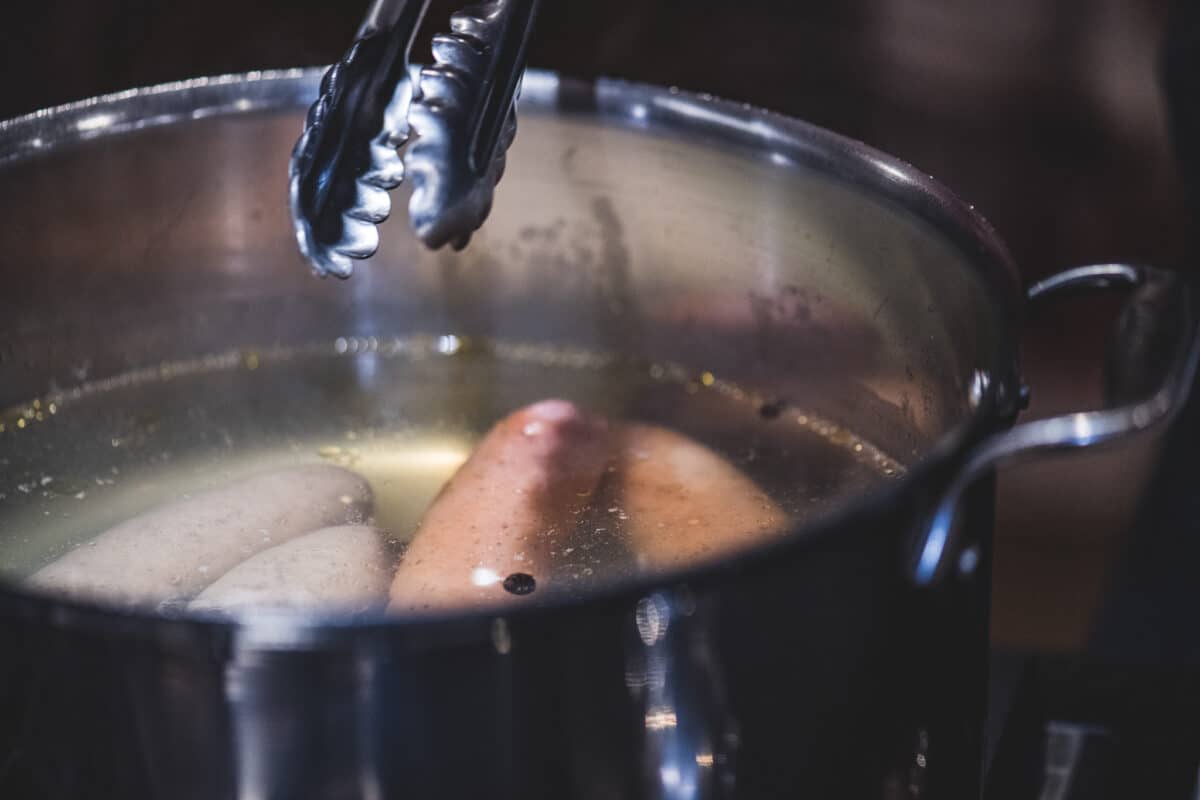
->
xmin=288 ymin=0 xmax=542 ymax=276
xmin=405 ymin=0 xmax=543 ymax=250
xmin=289 ymin=0 xmax=432 ymax=278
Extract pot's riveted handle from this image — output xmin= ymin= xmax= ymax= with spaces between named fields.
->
xmin=911 ymin=264 xmax=1200 ymax=587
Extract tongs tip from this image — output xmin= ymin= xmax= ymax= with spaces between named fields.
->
xmin=288 ymin=0 xmax=538 ymax=274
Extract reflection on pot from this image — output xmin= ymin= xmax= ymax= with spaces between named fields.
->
xmin=628 ymin=590 xmax=738 ymax=799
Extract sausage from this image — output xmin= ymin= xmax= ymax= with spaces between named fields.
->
xmin=28 ymin=465 xmax=373 ymax=608
xmin=189 ymin=525 xmax=391 ymax=614
xmin=388 ymin=399 xmax=612 ymax=614
xmin=615 ymin=423 xmax=789 ymax=572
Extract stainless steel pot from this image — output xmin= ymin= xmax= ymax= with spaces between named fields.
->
xmin=0 ymin=69 xmax=1194 ymax=800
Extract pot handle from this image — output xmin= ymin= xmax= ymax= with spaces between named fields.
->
xmin=910 ymin=263 xmax=1200 ymax=586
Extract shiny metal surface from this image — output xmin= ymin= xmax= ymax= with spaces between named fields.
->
xmin=405 ymin=0 xmax=542 ymax=249
xmin=628 ymin=592 xmax=738 ymax=798
xmin=0 ymin=69 xmax=1120 ymax=799
xmin=288 ymin=0 xmax=431 ymax=277
xmin=912 ymin=263 xmax=1200 ymax=586
xmin=289 ymin=0 xmax=542 ymax=274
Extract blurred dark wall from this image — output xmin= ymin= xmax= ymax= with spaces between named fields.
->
xmin=1 ymin=1 xmax=1192 ymax=651
xmin=3 ymin=1 xmax=1189 ymax=281
xmin=5 ymin=4 xmax=1188 ymax=342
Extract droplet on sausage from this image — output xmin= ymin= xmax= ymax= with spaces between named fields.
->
xmin=503 ymin=572 xmax=537 ymax=595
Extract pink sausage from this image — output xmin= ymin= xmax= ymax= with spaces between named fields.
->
xmin=388 ymin=400 xmax=613 ymax=614
xmin=615 ymin=423 xmax=789 ymax=572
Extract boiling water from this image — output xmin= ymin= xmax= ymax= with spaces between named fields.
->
xmin=0 ymin=335 xmax=903 ymax=611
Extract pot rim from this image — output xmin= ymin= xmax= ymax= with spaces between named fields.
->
xmin=0 ymin=67 xmax=1022 ymax=644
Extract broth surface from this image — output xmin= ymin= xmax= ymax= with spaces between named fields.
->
xmin=0 ymin=336 xmax=903 ymax=612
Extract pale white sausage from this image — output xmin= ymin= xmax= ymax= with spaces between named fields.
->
xmin=388 ymin=399 xmax=612 ymax=614
xmin=28 ymin=465 xmax=373 ymax=608
xmin=189 ymin=525 xmax=391 ymax=614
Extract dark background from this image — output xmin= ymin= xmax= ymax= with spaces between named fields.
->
xmin=1 ymin=0 xmax=1192 ymax=653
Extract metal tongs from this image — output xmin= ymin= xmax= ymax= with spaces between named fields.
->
xmin=288 ymin=0 xmax=541 ymax=278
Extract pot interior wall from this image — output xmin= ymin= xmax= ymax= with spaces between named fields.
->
xmin=0 ymin=76 xmax=1007 ymax=570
